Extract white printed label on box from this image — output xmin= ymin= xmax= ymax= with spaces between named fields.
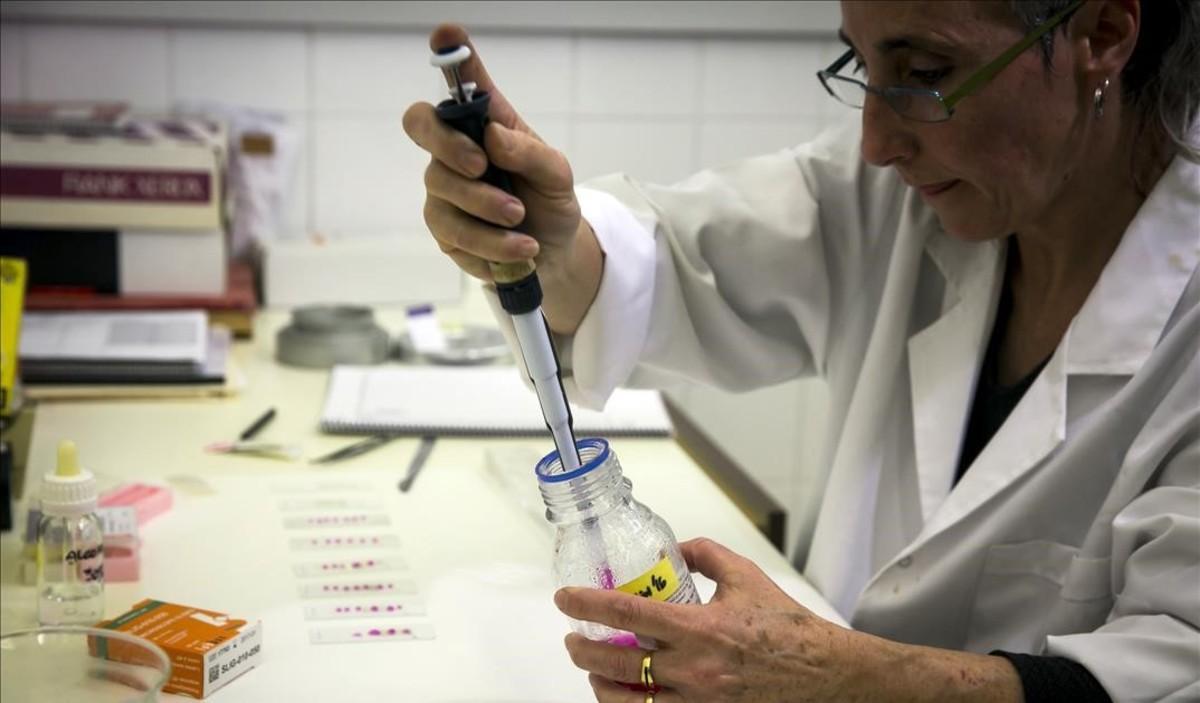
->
xmin=96 ymin=506 xmax=139 ymax=537
xmin=202 ymin=621 xmax=263 ymax=697
xmin=309 ymin=622 xmax=435 ymax=644
xmin=303 ymin=600 xmax=426 ymax=621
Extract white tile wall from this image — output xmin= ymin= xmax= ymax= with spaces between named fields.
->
xmin=312 ymin=31 xmax=439 ymax=115
xmin=703 ymin=39 xmax=822 ymax=117
xmin=573 ymin=118 xmax=697 ymax=185
xmin=172 ymin=28 xmax=307 ymax=112
xmin=3 ymin=21 xmax=846 ymax=237
xmin=26 ymin=25 xmax=170 ymax=109
xmin=576 ymin=37 xmax=701 ymax=117
xmin=311 ymin=115 xmax=429 ymax=237
xmin=467 ymin=33 xmax=574 ymax=118
xmin=0 ymin=23 xmax=25 ymax=100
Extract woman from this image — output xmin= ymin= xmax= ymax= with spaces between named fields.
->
xmin=404 ymin=1 xmax=1199 ymax=700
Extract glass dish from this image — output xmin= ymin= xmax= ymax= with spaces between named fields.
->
xmin=0 ymin=626 xmax=171 ymax=703
xmin=395 ymin=324 xmax=510 ymax=365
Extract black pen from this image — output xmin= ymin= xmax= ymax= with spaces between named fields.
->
xmin=310 ymin=434 xmax=395 ymax=465
xmin=398 ymin=435 xmax=436 ymax=493
xmin=239 ymin=408 xmax=276 ymax=441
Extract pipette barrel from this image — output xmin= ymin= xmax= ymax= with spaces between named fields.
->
xmin=512 ymin=311 xmax=581 ymax=470
xmin=431 ymin=46 xmax=580 ymax=468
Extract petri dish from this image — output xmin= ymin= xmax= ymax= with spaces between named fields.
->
xmin=0 ymin=626 xmax=171 ymax=703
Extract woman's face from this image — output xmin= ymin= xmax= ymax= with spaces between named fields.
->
xmin=840 ymin=1 xmax=1091 ymax=241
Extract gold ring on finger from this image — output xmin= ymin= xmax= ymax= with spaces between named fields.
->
xmin=640 ymin=651 xmax=655 ymax=688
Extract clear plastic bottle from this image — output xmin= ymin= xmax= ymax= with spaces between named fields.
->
xmin=37 ymin=440 xmax=104 ymax=625
xmin=536 ymin=438 xmax=700 ymax=648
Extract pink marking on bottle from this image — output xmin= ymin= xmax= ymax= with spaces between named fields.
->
xmin=368 ymin=629 xmax=381 ymax=637
xmin=385 ymin=605 xmax=394 ymax=612
xmin=370 ymin=605 xmax=379 ymax=612
xmin=599 ymin=566 xmax=616 ymax=590
xmin=607 ymin=633 xmax=640 ymax=649
xmin=386 ymin=628 xmax=396 ymax=635
xmin=402 ymin=628 xmax=411 ymax=635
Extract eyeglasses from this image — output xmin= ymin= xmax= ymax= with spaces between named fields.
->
xmin=817 ymin=0 xmax=1083 ymax=123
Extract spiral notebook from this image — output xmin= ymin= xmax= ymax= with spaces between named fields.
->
xmin=319 ymin=365 xmax=672 ymax=437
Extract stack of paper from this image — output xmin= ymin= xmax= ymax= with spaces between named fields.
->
xmin=17 ymin=310 xmax=239 ymax=399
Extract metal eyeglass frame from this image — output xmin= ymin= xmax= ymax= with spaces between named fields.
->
xmin=817 ymin=0 xmax=1084 ymax=123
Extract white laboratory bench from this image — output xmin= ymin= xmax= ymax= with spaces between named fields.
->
xmin=0 ymin=302 xmax=842 ymax=702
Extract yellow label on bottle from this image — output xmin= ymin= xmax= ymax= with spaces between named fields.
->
xmin=616 ymin=556 xmax=679 ymax=602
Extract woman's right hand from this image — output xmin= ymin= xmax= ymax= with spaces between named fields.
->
xmin=403 ymin=24 xmax=602 ymax=333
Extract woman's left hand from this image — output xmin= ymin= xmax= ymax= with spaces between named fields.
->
xmin=553 ymin=537 xmax=881 ymax=702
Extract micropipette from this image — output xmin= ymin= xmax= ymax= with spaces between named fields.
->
xmin=431 ymin=45 xmax=582 ymax=471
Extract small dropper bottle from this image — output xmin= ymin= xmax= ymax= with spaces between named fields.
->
xmin=36 ymin=440 xmax=105 ymax=625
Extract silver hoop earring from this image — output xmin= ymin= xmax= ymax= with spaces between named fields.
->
xmin=1093 ymin=77 xmax=1110 ymax=118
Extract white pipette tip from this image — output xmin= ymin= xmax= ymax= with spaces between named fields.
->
xmin=556 ymin=435 xmax=582 ymax=472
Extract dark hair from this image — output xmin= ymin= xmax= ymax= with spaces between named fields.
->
xmin=1008 ymin=0 xmax=1199 ymax=162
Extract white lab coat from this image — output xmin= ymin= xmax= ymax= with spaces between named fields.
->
xmin=487 ymin=122 xmax=1200 ymax=700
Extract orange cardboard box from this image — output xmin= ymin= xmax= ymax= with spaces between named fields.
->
xmin=90 ymin=598 xmax=262 ymax=698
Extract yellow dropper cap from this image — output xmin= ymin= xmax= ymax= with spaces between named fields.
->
xmin=57 ymin=440 xmax=81 ymax=477
xmin=42 ymin=439 xmax=96 ymax=515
